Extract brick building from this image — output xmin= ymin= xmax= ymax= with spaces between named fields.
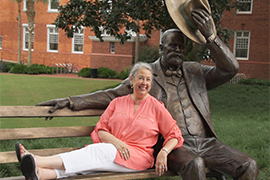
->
xmin=0 ymin=0 xmax=269 ymax=80
xmin=221 ymin=0 xmax=269 ymax=80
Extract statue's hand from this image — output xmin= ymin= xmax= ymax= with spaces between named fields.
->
xmin=36 ymin=98 xmax=70 ymax=114
xmin=191 ymin=9 xmax=215 ymax=40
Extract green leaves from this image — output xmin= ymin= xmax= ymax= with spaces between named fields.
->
xmin=54 ymin=0 xmax=237 ymax=59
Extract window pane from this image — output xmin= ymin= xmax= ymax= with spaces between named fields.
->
xmin=110 ymin=42 xmax=115 ymax=53
xmin=50 ymin=43 xmax=58 ymax=50
xmin=0 ymin=36 xmax=2 ymax=48
xmin=49 ymin=34 xmax=58 ymax=43
xmin=236 ymin=49 xmax=248 ymax=58
xmin=243 ymin=32 xmax=249 ymax=37
xmin=48 ymin=27 xmax=58 ymax=51
xmin=236 ymin=32 xmax=242 ymax=37
xmin=74 ymin=44 xmax=83 ymax=52
xmin=237 ymin=0 xmax=252 ymax=12
xmin=50 ymin=0 xmax=59 ymax=9
xmin=235 ymin=31 xmax=250 ymax=59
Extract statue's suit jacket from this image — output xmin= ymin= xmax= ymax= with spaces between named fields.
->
xmin=70 ymin=38 xmax=239 ymax=139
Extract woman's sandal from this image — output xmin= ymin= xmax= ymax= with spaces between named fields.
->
xmin=15 ymin=142 xmax=30 ymax=162
xmin=20 ymin=154 xmax=39 ymax=180
xmin=15 ymin=142 xmax=22 ymax=162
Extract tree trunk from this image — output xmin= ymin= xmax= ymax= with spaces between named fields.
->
xmin=17 ymin=0 xmax=22 ymax=64
xmin=134 ymin=19 xmax=140 ymax=64
xmin=26 ymin=0 xmax=36 ymax=67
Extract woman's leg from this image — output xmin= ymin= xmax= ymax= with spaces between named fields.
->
xmin=18 ymin=144 xmax=65 ymax=169
xmin=18 ymin=144 xmax=65 ymax=180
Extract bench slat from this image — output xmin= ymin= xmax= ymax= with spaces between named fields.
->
xmin=0 ymin=170 xmax=177 ymax=180
xmin=0 ymin=126 xmax=96 ymax=140
xmin=63 ymin=170 xmax=177 ymax=180
xmin=0 ymin=148 xmax=80 ymax=164
xmin=0 ymin=106 xmax=103 ymax=118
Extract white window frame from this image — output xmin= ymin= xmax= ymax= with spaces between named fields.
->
xmin=237 ymin=0 xmax=253 ymax=14
xmin=234 ymin=31 xmax=250 ymax=60
xmin=110 ymin=42 xmax=115 ymax=53
xmin=48 ymin=0 xmax=59 ymax=13
xmin=0 ymin=35 xmax=2 ymax=49
xmin=22 ymin=23 xmax=34 ymax=51
xmin=47 ymin=25 xmax=58 ymax=52
xmin=72 ymin=27 xmax=84 ymax=54
xmin=23 ymin=0 xmax=27 ymax=11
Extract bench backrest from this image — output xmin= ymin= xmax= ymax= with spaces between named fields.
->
xmin=0 ymin=106 xmax=104 ymax=164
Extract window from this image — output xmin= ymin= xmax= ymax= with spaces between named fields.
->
xmin=23 ymin=0 xmax=26 ymax=11
xmin=23 ymin=24 xmax=34 ymax=51
xmin=99 ymin=26 xmax=111 ymax=36
xmin=48 ymin=0 xmax=59 ymax=12
xmin=0 ymin=36 xmax=2 ymax=49
xmin=72 ymin=28 xmax=84 ymax=53
xmin=110 ymin=42 xmax=115 ymax=53
xmin=47 ymin=25 xmax=58 ymax=52
xmin=237 ymin=0 xmax=253 ymax=14
xmin=234 ymin=31 xmax=250 ymax=60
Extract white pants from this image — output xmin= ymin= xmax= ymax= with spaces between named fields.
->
xmin=55 ymin=143 xmax=138 ymax=179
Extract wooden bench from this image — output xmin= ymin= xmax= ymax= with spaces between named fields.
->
xmin=0 ymin=106 xmax=226 ymax=180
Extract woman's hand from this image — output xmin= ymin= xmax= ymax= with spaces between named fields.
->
xmin=155 ymin=150 xmax=168 ymax=176
xmin=114 ymin=140 xmax=131 ymax=161
xmin=98 ymin=130 xmax=130 ymax=160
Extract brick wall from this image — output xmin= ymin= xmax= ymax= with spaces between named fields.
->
xmin=221 ymin=0 xmax=269 ymax=80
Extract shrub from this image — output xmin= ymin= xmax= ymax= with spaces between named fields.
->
xmin=78 ymin=68 xmax=91 ymax=78
xmin=8 ymin=64 xmax=53 ymax=74
xmin=239 ymin=78 xmax=270 ymax=86
xmin=27 ymin=64 xmax=41 ymax=74
xmin=117 ymin=68 xmax=130 ymax=80
xmin=9 ymin=64 xmax=28 ymax=74
xmin=37 ymin=64 xmax=52 ymax=74
xmin=0 ymin=61 xmax=16 ymax=72
xmin=97 ymin=67 xmax=118 ymax=79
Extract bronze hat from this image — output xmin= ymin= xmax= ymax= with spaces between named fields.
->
xmin=165 ymin=0 xmax=216 ymax=44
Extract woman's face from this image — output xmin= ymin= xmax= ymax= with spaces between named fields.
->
xmin=130 ymin=68 xmax=152 ymax=99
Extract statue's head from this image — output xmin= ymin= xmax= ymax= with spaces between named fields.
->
xmin=160 ymin=29 xmax=185 ymax=70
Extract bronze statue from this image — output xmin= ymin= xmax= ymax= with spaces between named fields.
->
xmin=37 ymin=0 xmax=258 ymax=179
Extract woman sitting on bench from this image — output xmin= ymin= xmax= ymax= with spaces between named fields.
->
xmin=16 ymin=62 xmax=184 ymax=180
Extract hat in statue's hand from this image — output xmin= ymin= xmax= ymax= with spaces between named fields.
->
xmin=165 ymin=0 xmax=216 ymax=44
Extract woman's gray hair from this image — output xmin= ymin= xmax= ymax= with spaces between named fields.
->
xmin=129 ymin=62 xmax=152 ymax=83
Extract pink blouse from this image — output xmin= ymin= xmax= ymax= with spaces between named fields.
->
xmin=91 ymin=94 xmax=183 ymax=170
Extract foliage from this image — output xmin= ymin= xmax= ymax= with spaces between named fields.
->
xmin=136 ymin=45 xmax=160 ymax=63
xmin=0 ymin=61 xmax=16 ymax=72
xmin=8 ymin=64 xmax=52 ymax=74
xmin=238 ymin=78 xmax=270 ymax=86
xmin=117 ymin=68 xmax=130 ymax=80
xmin=54 ymin=0 xmax=237 ymax=62
xmin=8 ymin=64 xmax=28 ymax=74
xmin=97 ymin=67 xmax=118 ymax=79
xmin=78 ymin=68 xmax=91 ymax=77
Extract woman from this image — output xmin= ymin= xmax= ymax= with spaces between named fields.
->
xmin=17 ymin=62 xmax=184 ymax=180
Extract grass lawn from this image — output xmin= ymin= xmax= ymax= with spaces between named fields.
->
xmin=0 ymin=73 xmax=269 ymax=179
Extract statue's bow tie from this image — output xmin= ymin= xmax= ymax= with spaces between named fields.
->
xmin=165 ymin=69 xmax=182 ymax=77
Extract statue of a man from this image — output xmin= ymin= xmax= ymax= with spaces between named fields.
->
xmin=38 ymin=0 xmax=258 ymax=179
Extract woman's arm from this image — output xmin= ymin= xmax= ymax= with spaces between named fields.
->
xmin=155 ymin=138 xmax=178 ymax=176
xmin=98 ymin=130 xmax=130 ymax=160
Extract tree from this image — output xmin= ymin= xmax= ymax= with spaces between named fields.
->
xmin=54 ymin=0 xmax=238 ymax=62
xmin=11 ymin=0 xmax=23 ymax=64
xmin=25 ymin=0 xmax=48 ymax=66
